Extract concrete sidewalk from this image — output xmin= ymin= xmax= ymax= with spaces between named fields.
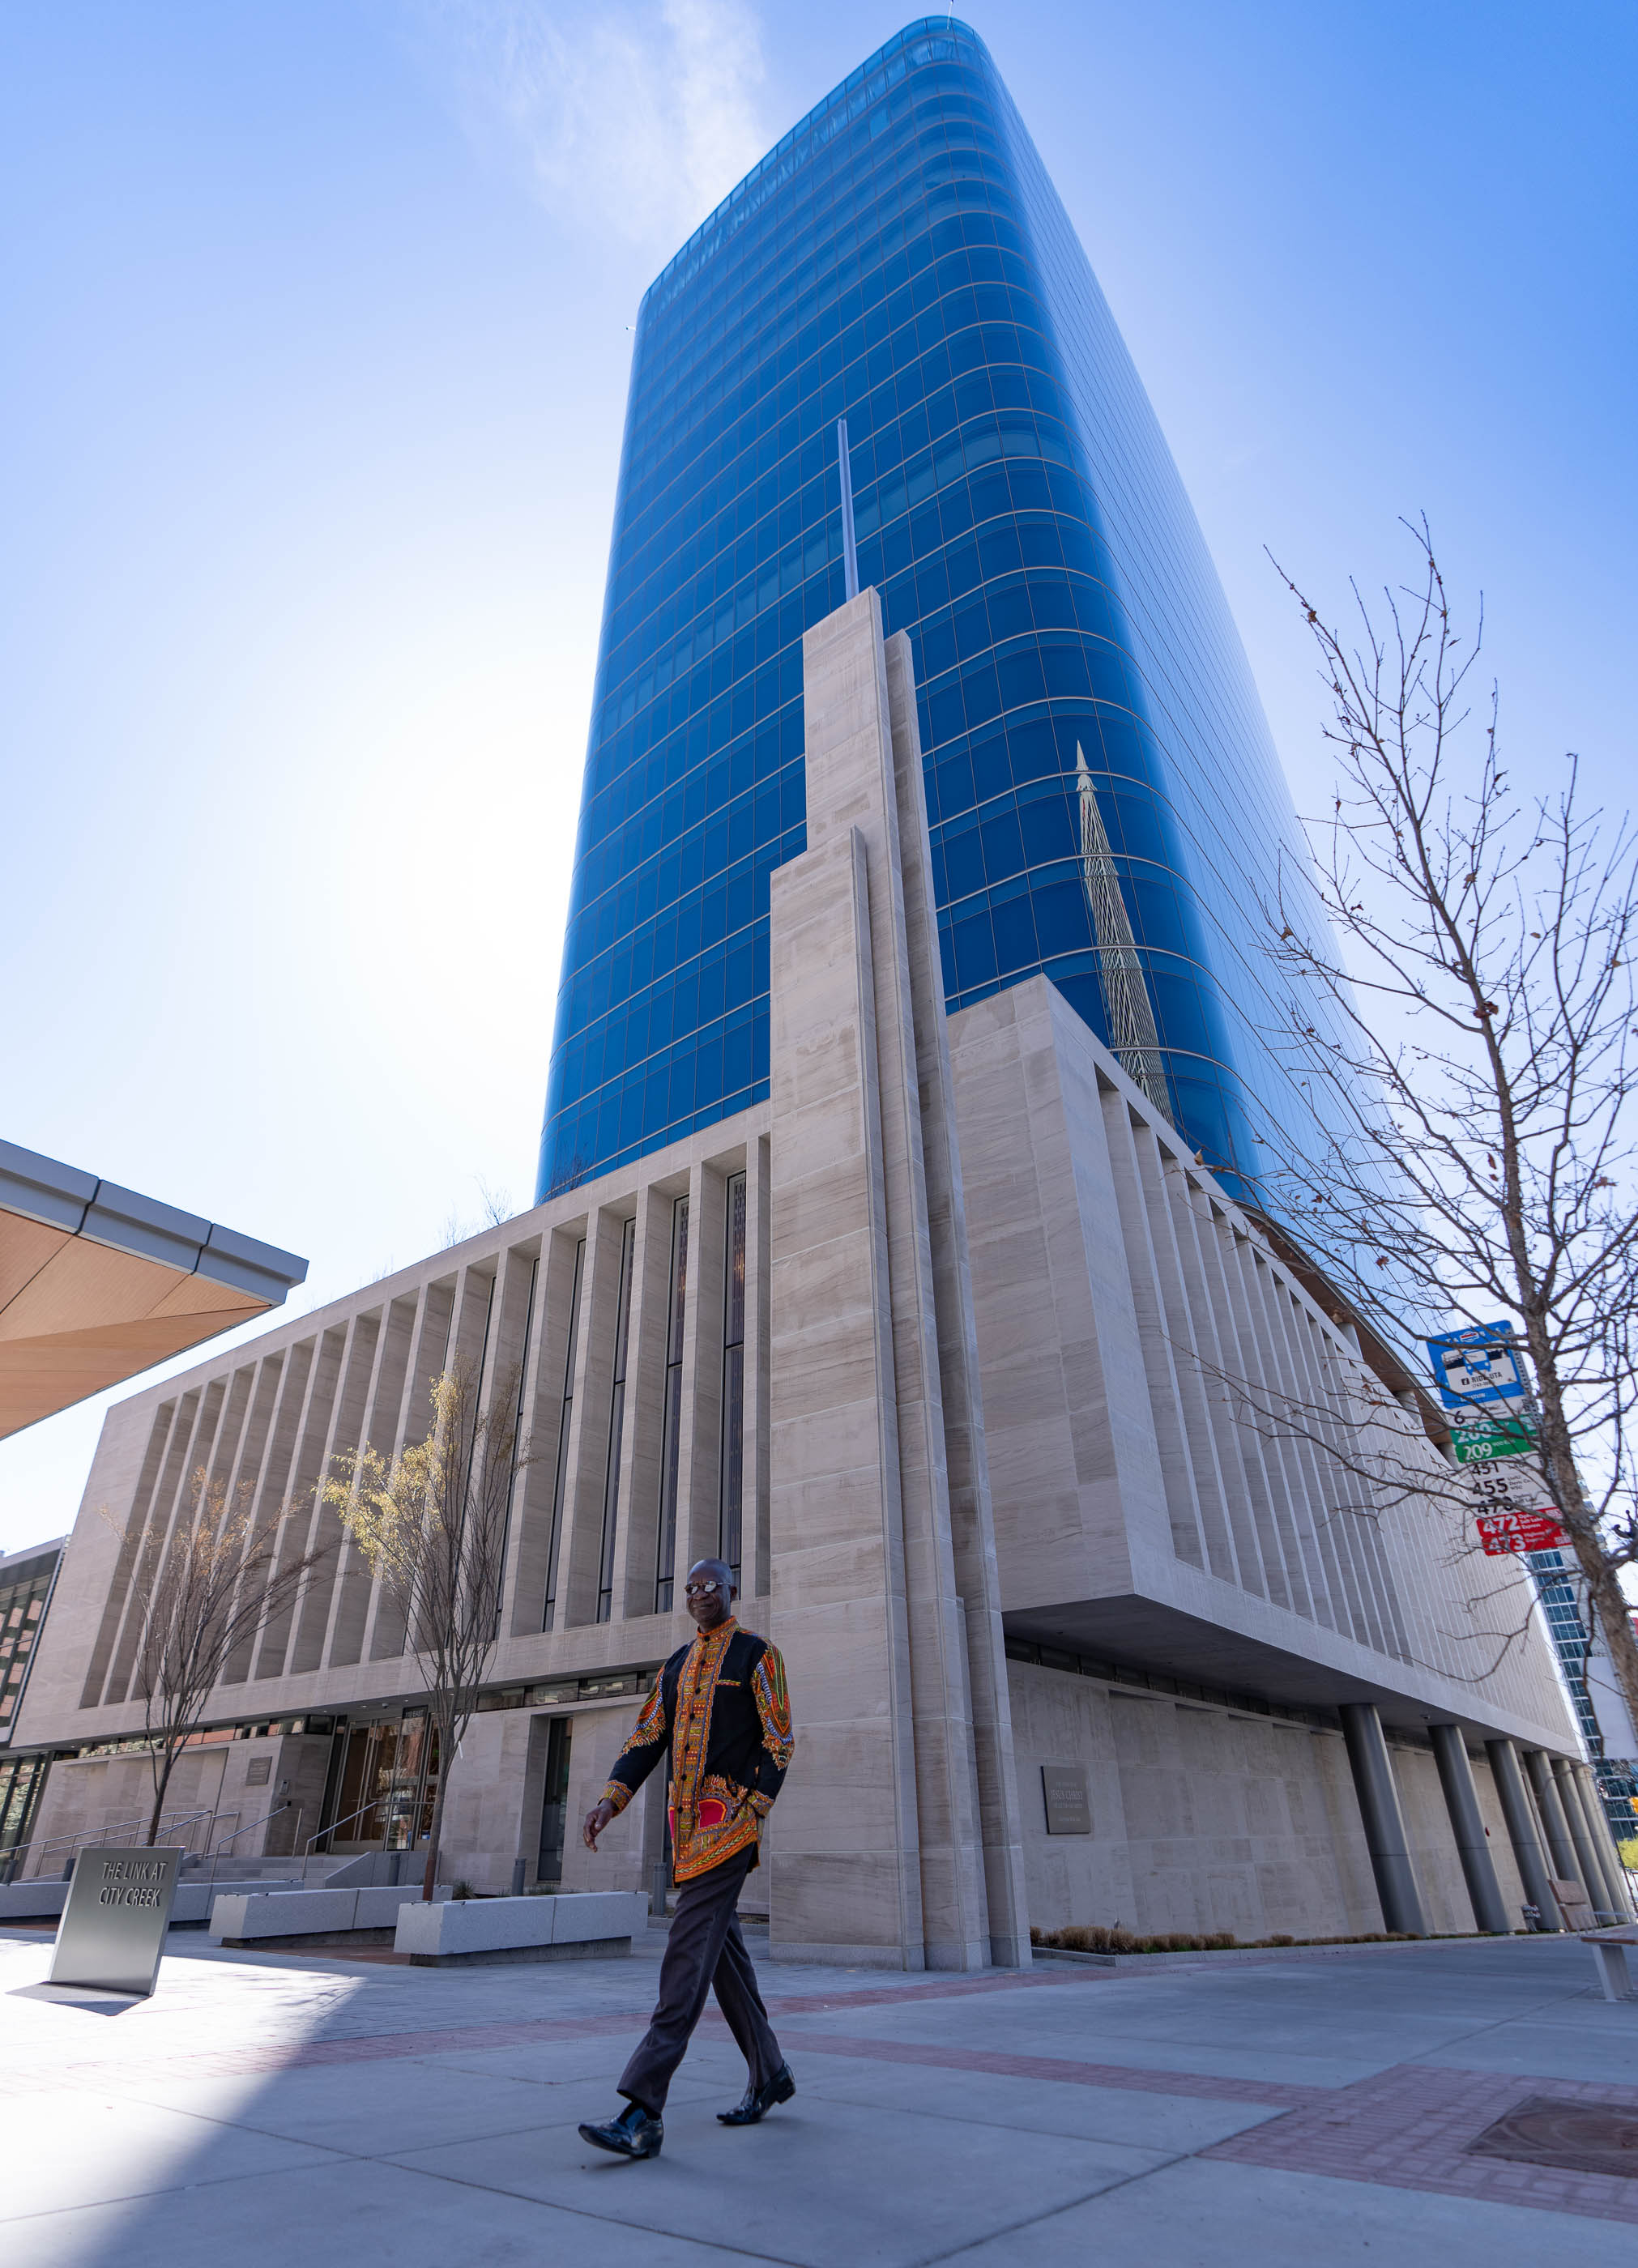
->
xmin=3 ymin=1924 xmax=1636 ymax=2265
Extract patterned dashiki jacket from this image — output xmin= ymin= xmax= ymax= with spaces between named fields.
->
xmin=600 ymin=1618 xmax=793 ymax=1881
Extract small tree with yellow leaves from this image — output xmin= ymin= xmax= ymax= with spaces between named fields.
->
xmin=324 ymin=1358 xmax=529 ymax=1900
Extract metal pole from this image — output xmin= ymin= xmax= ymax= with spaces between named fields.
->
xmin=1428 ymin=1724 xmax=1510 ymax=1933
xmin=1522 ymin=1749 xmax=1580 ymax=1885
xmin=836 ymin=418 xmax=860 ymax=602
xmin=1485 ymin=1738 xmax=1559 ymax=1927
xmin=1573 ymin=1763 xmax=1632 ymax=1919
xmin=1554 ymin=1760 xmax=1620 ymax=1919
xmin=1339 ymin=1703 xmax=1427 ymax=1934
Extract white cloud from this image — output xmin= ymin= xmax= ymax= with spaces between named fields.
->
xmin=419 ymin=0 xmax=770 ymax=249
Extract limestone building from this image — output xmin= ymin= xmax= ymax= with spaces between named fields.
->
xmin=11 ymin=590 xmax=1622 ymax=1951
xmin=9 ymin=23 xmax=1627 ymax=1946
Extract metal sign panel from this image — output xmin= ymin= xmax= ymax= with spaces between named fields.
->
xmin=49 ymin=1847 xmax=183 ymax=1996
xmin=1478 ymin=1511 xmax=1568 ymax=1556
xmin=1426 ymin=1324 xmax=1526 ymax=1409
xmin=1462 ymin=1453 xmax=1554 ymax=1520
xmin=1041 ymin=1763 xmax=1092 ymax=1835
xmin=1451 ymin=1415 xmax=1538 ymax=1464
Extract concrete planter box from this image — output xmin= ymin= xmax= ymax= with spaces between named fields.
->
xmin=394 ymin=1890 xmax=646 ymax=1966
xmin=173 ymin=1880 xmax=303 ymax=1925
xmin=0 ymin=1880 xmax=70 ymax=1921
xmin=1 ymin=1874 xmax=298 ymax=1924
xmin=211 ymin=1885 xmax=450 ymax=1947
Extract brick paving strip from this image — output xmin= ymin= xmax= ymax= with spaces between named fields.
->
xmin=730 ymin=2025 xmax=1324 ymax=2109
xmin=1201 ymin=2064 xmax=1638 ymax=2228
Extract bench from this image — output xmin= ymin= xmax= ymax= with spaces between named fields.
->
xmin=1580 ymin=1925 xmax=1638 ymax=2002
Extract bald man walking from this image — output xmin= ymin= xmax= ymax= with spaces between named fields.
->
xmin=578 ymin=1558 xmax=796 ymax=2160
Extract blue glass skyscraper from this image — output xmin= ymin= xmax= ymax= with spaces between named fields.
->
xmin=538 ymin=18 xmax=1335 ymax=1204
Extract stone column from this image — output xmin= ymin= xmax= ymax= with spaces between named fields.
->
xmin=1484 ymin=1737 xmax=1560 ymax=1929
xmin=1339 ymin=1703 xmax=1427 ymax=1934
xmin=767 ymin=588 xmax=1009 ymax=1969
xmin=1428 ymin=1724 xmax=1510 ymax=1933
xmin=1574 ymin=1764 xmax=1633 ymax=1919
xmin=1553 ymin=1759 xmax=1619 ymax=1918
xmin=882 ymin=627 xmax=1028 ymax=1971
xmin=1522 ymin=1749 xmax=1580 ymax=1886
xmin=767 ymin=820 xmax=924 ymax=1967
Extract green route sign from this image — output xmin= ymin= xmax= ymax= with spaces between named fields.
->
xmin=1451 ymin=1416 xmax=1538 ymax=1464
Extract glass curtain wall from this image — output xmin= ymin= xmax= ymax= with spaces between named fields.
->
xmin=0 ymin=1753 xmax=50 ymax=1874
xmin=536 ymin=18 xmax=1351 ymax=1208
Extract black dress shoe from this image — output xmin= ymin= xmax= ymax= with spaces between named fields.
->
xmin=718 ymin=2061 xmax=796 ymax=2125
xmin=579 ymin=2100 xmax=663 ymax=2159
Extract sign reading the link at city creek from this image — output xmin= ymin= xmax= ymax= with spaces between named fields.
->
xmin=49 ymin=1847 xmax=183 ymax=1997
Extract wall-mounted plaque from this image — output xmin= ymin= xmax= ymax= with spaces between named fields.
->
xmin=49 ymin=1847 xmax=183 ymax=1997
xmin=245 ymin=1756 xmax=272 ymax=1786
xmin=1042 ymin=1763 xmax=1091 ymax=1835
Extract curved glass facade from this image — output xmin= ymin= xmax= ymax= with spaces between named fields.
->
xmin=538 ymin=18 xmax=1341 ymax=1203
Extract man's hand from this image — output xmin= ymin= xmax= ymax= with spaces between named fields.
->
xmin=582 ymin=1797 xmax=617 ymax=1852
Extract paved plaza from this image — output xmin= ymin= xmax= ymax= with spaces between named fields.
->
xmin=3 ymin=1921 xmax=1636 ymax=2265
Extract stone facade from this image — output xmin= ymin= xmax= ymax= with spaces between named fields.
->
xmin=11 ymin=592 xmax=1602 ymax=1948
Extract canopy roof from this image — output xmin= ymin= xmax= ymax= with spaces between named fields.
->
xmin=0 ymin=1139 xmax=306 ymax=1439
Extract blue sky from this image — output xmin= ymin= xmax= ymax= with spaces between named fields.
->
xmin=2 ymin=2 xmax=1633 ymax=1554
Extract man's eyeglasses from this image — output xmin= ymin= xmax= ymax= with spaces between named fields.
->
xmin=685 ymin=1581 xmax=724 ymax=1599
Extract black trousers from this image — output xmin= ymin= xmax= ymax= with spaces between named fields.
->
xmin=618 ymin=1845 xmax=782 ymax=2114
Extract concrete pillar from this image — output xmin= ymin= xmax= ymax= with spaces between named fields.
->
xmin=767 ymin=817 xmax=924 ymax=1967
xmin=1339 ymin=1703 xmax=1427 ymax=1934
xmin=1554 ymin=1759 xmax=1620 ymax=1918
xmin=1428 ymin=1724 xmax=1510 ymax=1933
xmin=882 ymin=627 xmax=1029 ymax=1970
xmin=1484 ymin=1737 xmax=1560 ymax=1929
xmin=1522 ymin=1749 xmax=1580 ymax=1886
xmin=1574 ymin=1763 xmax=1633 ymax=1919
xmin=767 ymin=587 xmax=1010 ymax=1969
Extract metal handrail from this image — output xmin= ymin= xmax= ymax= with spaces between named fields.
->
xmin=305 ymin=1796 xmax=420 ymax=1856
xmin=213 ymin=1801 xmax=292 ymax=1856
xmin=199 ymin=1796 xmax=301 ymax=1886
xmin=4 ymin=1805 xmax=218 ymax=1880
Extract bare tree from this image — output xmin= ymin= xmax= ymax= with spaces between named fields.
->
xmin=110 ymin=1473 xmax=331 ymax=1845
xmin=323 ymin=1359 xmax=529 ymax=1900
xmin=1253 ymin=518 xmax=1638 ymax=1732
xmin=441 ymin=1179 xmax=515 ymax=1249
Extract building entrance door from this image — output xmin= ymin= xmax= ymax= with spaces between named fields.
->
xmin=328 ymin=1716 xmax=440 ymax=1852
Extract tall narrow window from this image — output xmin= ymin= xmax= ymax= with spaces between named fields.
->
xmin=655 ymin=1196 xmax=690 ymax=1613
xmin=494 ymin=1257 xmax=536 ymax=1637
xmin=597 ymin=1217 xmax=638 ymax=1623
xmin=719 ymin=1170 xmax=747 ymax=1584
xmin=535 ymin=1716 xmax=574 ymax=1886
xmin=543 ymin=1239 xmax=584 ymax=1631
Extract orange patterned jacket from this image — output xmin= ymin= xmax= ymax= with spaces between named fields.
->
xmin=601 ymin=1618 xmax=793 ymax=1881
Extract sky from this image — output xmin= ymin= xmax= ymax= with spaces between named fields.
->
xmin=2 ymin=1 xmax=1633 ymax=1556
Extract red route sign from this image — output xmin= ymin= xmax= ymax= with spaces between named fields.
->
xmin=1477 ymin=1509 xmax=1567 ymax=1556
